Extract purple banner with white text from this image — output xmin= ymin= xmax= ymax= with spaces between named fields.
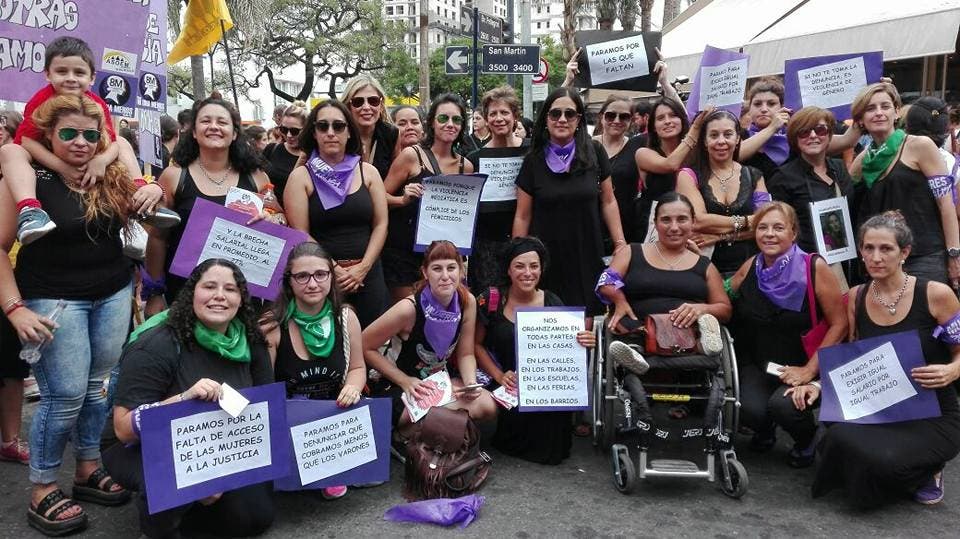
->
xmin=784 ymin=51 xmax=883 ymax=122
xmin=686 ymin=45 xmax=749 ymax=121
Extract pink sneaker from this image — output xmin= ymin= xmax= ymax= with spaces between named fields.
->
xmin=0 ymin=437 xmax=29 ymax=464
xmin=321 ymin=485 xmax=347 ymax=500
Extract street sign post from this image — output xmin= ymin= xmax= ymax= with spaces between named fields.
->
xmin=445 ymin=46 xmax=470 ymax=75
xmin=533 ymin=58 xmax=549 ymax=84
xmin=461 ymin=7 xmax=503 ymax=44
xmin=481 ymin=44 xmax=540 ymax=75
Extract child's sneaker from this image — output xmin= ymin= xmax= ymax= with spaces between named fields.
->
xmin=139 ymin=207 xmax=180 ymax=229
xmin=609 ymin=341 xmax=649 ymax=376
xmin=16 ymin=207 xmax=56 ymax=245
xmin=914 ymin=471 xmax=944 ymax=505
xmin=321 ymin=485 xmax=348 ymax=500
xmin=697 ymin=314 xmax=723 ymax=356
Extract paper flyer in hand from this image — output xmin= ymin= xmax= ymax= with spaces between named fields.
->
xmin=492 ymin=385 xmax=519 ymax=410
xmin=400 ymin=370 xmax=456 ymax=422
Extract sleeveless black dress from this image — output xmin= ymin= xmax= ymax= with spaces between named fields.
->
xmin=700 ymin=166 xmax=761 ymax=274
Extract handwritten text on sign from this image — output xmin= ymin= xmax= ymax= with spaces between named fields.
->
xmin=199 ymin=217 xmax=286 ymax=287
xmin=478 ymin=157 xmax=522 ymax=202
xmin=516 ymin=309 xmax=587 ymax=411
xmin=415 ymin=174 xmax=486 ymax=254
xmin=171 ymin=402 xmax=272 ymax=489
xmin=698 ymin=58 xmax=749 ymax=109
xmin=585 ymin=35 xmax=649 ymax=85
xmin=826 ymin=341 xmax=916 ymax=420
xmin=290 ymin=405 xmax=377 ymax=485
xmin=798 ymin=56 xmax=867 ymax=110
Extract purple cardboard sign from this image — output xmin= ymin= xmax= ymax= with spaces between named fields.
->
xmin=274 ymin=398 xmax=391 ymax=491
xmin=514 ymin=307 xmax=589 ymax=412
xmin=414 ymin=174 xmax=487 ymax=255
xmin=819 ymin=330 xmax=941 ymax=424
xmin=140 ymin=383 xmax=291 ymax=514
xmin=0 ymin=2 xmax=149 ymax=104
xmin=169 ymin=198 xmax=309 ymax=300
xmin=686 ymin=45 xmax=750 ymax=121
xmin=784 ymin=51 xmax=883 ymax=122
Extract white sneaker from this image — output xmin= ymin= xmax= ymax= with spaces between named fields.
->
xmin=697 ymin=314 xmax=723 ymax=356
xmin=23 ymin=376 xmax=40 ymax=401
xmin=609 ymin=341 xmax=649 ymax=376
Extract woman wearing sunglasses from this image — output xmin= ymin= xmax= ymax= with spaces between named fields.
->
xmin=0 ymin=95 xmax=137 ymax=535
xmin=340 ymin=75 xmax=400 ymax=180
xmin=382 ymin=94 xmax=475 ymax=303
xmin=263 ymin=101 xmax=307 ymax=202
xmin=594 ymin=95 xmax=647 ymax=245
xmin=513 ymin=87 xmax=624 ymax=315
xmin=284 ymin=101 xmax=388 ymax=329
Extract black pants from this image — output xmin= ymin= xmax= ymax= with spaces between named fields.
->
xmin=103 ymin=442 xmax=274 ymax=539
xmin=738 ymin=361 xmax=817 ymax=448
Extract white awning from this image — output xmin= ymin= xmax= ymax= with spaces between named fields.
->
xmin=743 ymin=0 xmax=960 ymax=76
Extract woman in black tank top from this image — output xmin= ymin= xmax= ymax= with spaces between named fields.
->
xmin=146 ymin=98 xmax=268 ymax=313
xmin=812 ymin=213 xmax=960 ymax=508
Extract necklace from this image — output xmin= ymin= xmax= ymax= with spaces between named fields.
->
xmin=712 ymin=167 xmax=736 ymax=193
xmin=872 ymin=273 xmax=909 ymax=315
xmin=198 ymin=161 xmax=230 ymax=186
xmin=654 ymin=241 xmax=685 ymax=270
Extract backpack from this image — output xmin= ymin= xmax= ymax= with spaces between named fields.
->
xmin=403 ymin=407 xmax=491 ymax=500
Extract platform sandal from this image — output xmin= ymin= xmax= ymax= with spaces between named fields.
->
xmin=27 ymin=489 xmax=88 ymax=537
xmin=72 ymin=467 xmax=130 ymax=506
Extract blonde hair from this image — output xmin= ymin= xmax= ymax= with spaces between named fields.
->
xmin=753 ymin=201 xmax=799 ymax=236
xmin=32 ymin=95 xmax=136 ymax=227
xmin=282 ymin=100 xmax=308 ymax=124
xmin=340 ymin=74 xmax=392 ymax=125
xmin=850 ymin=82 xmax=901 ymax=124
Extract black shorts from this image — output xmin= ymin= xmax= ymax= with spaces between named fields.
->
xmin=0 ymin=314 xmax=29 ymax=380
xmin=381 ymin=246 xmax=424 ymax=289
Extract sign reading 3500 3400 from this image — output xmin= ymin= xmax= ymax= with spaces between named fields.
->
xmin=481 ymin=44 xmax=541 ymax=75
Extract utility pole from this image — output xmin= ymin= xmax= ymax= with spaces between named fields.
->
xmin=520 ymin=0 xmax=532 ymax=118
xmin=472 ymin=6 xmax=479 ymax=109
xmin=506 ymin=0 xmax=516 ymax=88
xmin=419 ymin=0 xmax=430 ymax=103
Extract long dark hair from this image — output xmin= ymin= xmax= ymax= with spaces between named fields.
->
xmin=172 ymin=97 xmax=264 ymax=174
xmin=646 ymin=97 xmax=691 ymax=157
xmin=269 ymin=242 xmax=345 ymax=345
xmin=530 ymin=87 xmax=596 ymax=174
xmin=422 ymin=93 xmax=468 ymax=152
xmin=693 ymin=109 xmax=741 ymax=181
xmin=168 ymin=259 xmax=265 ymax=350
xmin=298 ymin=100 xmax=363 ymax=157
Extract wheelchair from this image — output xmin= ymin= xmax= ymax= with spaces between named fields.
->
xmin=590 ymin=315 xmax=748 ymax=498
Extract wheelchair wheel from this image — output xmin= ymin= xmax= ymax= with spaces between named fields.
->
xmin=612 ymin=452 xmax=636 ymax=494
xmin=600 ymin=345 xmax=617 ymax=449
xmin=720 ymin=457 xmax=748 ymax=499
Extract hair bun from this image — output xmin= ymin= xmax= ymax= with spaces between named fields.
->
xmin=880 ymin=210 xmax=907 ymax=225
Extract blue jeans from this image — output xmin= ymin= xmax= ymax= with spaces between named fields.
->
xmin=25 ymin=283 xmax=132 ymax=484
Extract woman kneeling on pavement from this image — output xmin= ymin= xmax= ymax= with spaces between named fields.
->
xmin=104 ymin=259 xmax=275 ymax=538
xmin=261 ymin=241 xmax=366 ymax=499
xmin=728 ymin=202 xmax=847 ymax=466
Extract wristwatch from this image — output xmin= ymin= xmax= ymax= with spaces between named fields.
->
xmin=948 ymin=248 xmax=960 ymax=258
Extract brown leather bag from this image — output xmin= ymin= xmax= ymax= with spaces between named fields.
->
xmin=644 ymin=313 xmax=700 ymax=356
xmin=403 ymin=407 xmax=491 ymax=501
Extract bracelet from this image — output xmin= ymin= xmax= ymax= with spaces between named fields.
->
xmin=133 ymin=177 xmax=148 ymax=188
xmin=2 ymin=296 xmax=22 ymax=310
xmin=681 ymin=137 xmax=696 ymax=150
xmin=809 ymin=380 xmax=821 ymax=390
xmin=4 ymin=302 xmax=24 ymax=316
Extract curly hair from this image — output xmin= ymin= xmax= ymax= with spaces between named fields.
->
xmin=172 ymin=97 xmax=265 ymax=174
xmin=167 ymin=259 xmax=265 ymax=351
xmin=267 ymin=242 xmax=345 ymax=345
xmin=32 ymin=95 xmax=136 ymax=228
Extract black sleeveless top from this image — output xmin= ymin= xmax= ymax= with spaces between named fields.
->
xmin=385 ymin=146 xmax=464 ymax=251
xmin=700 ymin=165 xmax=761 ymax=274
xmin=274 ymin=314 xmax=348 ymax=400
xmin=636 ymin=169 xmax=677 ymax=241
xmin=395 ymin=289 xmax=464 ymax=380
xmin=855 ymin=279 xmax=958 ymax=413
xmin=307 ymin=164 xmax=372 ymax=260
xmin=622 ymin=243 xmax=711 ymax=318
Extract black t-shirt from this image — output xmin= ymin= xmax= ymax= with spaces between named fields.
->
xmin=264 ymin=143 xmax=299 ymax=201
xmin=113 ymin=325 xmax=273 ymax=409
xmin=768 ymin=157 xmax=854 ymax=253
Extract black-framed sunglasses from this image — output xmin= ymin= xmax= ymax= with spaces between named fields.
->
xmin=350 ymin=96 xmax=382 ymax=109
xmin=436 ymin=113 xmax=463 ymax=126
xmin=315 ymin=120 xmax=348 ymax=134
xmin=288 ymin=269 xmax=332 ymax=285
xmin=57 ymin=127 xmax=101 ymax=144
xmin=603 ymin=111 xmax=632 ymax=122
xmin=799 ymin=124 xmax=830 ymax=139
xmin=547 ymin=108 xmax=580 ymax=121
xmin=277 ymin=126 xmax=301 ymax=137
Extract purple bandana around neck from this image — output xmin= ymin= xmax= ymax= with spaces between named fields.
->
xmin=306 ymin=151 xmax=361 ymax=209
xmin=754 ymin=243 xmax=808 ymax=311
xmin=545 ymin=140 xmax=576 ymax=173
xmin=748 ymin=124 xmax=790 ymax=166
xmin=420 ymin=286 xmax=462 ymax=361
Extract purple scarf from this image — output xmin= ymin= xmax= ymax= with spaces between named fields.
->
xmin=755 ymin=243 xmax=807 ymax=311
xmin=545 ymin=140 xmax=575 ymax=173
xmin=420 ymin=286 xmax=461 ymax=361
xmin=306 ymin=151 xmax=361 ymax=209
xmin=748 ymin=124 xmax=790 ymax=166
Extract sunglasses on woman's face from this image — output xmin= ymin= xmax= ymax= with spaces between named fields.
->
xmin=436 ymin=113 xmax=463 ymax=126
xmin=547 ymin=108 xmax=580 ymax=121
xmin=315 ymin=120 xmax=348 ymax=134
xmin=603 ymin=111 xmax=631 ymax=122
xmin=289 ymin=269 xmax=332 ymax=285
xmin=277 ymin=126 xmax=301 ymax=137
xmin=798 ymin=124 xmax=830 ymax=139
xmin=350 ymin=96 xmax=382 ymax=109
xmin=57 ymin=127 xmax=101 ymax=144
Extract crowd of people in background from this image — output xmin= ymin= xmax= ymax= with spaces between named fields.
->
xmin=1 ymin=33 xmax=960 ymax=537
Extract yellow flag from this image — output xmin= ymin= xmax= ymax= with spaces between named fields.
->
xmin=167 ymin=0 xmax=234 ymax=65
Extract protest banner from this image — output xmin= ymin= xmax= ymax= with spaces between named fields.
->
xmin=170 ymin=199 xmax=308 ymax=299
xmin=137 ymin=0 xmax=169 ymax=168
xmin=819 ymin=330 xmax=941 ymax=424
xmin=275 ymin=398 xmax=391 ymax=491
xmin=686 ymin=45 xmax=749 ymax=120
xmin=784 ymin=52 xmax=883 ymax=121
xmin=140 ymin=383 xmax=290 ymax=514
xmin=515 ymin=307 xmax=588 ymax=411
xmin=809 ymin=196 xmax=857 ymax=264
xmin=415 ymin=174 xmax=487 ymax=255
xmin=477 ymin=148 xmax=525 ymax=204
xmin=573 ymin=30 xmax=661 ymax=91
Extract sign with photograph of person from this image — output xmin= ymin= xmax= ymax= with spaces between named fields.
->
xmin=515 ymin=307 xmax=588 ymax=412
xmin=415 ymin=174 xmax=487 ymax=255
xmin=784 ymin=52 xmax=883 ymax=121
xmin=809 ymin=196 xmax=857 ymax=264
xmin=573 ymin=30 xmax=661 ymax=91
xmin=686 ymin=45 xmax=749 ymax=121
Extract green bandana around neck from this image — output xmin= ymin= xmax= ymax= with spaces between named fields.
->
xmin=861 ymin=129 xmax=905 ymax=188
xmin=128 ymin=309 xmax=251 ymax=362
xmin=285 ymin=299 xmax=335 ymax=358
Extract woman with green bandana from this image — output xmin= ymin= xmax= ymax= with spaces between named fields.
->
xmin=261 ymin=241 xmax=366 ymax=500
xmin=850 ymin=82 xmax=959 ymax=287
xmin=103 ymin=259 xmax=275 ymax=539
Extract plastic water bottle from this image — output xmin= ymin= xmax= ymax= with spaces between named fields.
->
xmin=260 ymin=184 xmax=287 ymax=226
xmin=19 ymin=299 xmax=67 ymax=364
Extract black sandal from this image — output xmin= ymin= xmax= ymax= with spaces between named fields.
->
xmin=27 ymin=489 xmax=88 ymax=537
xmin=72 ymin=467 xmax=130 ymax=506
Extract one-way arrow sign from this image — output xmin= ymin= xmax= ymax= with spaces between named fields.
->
xmin=445 ymin=46 xmax=470 ymax=75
